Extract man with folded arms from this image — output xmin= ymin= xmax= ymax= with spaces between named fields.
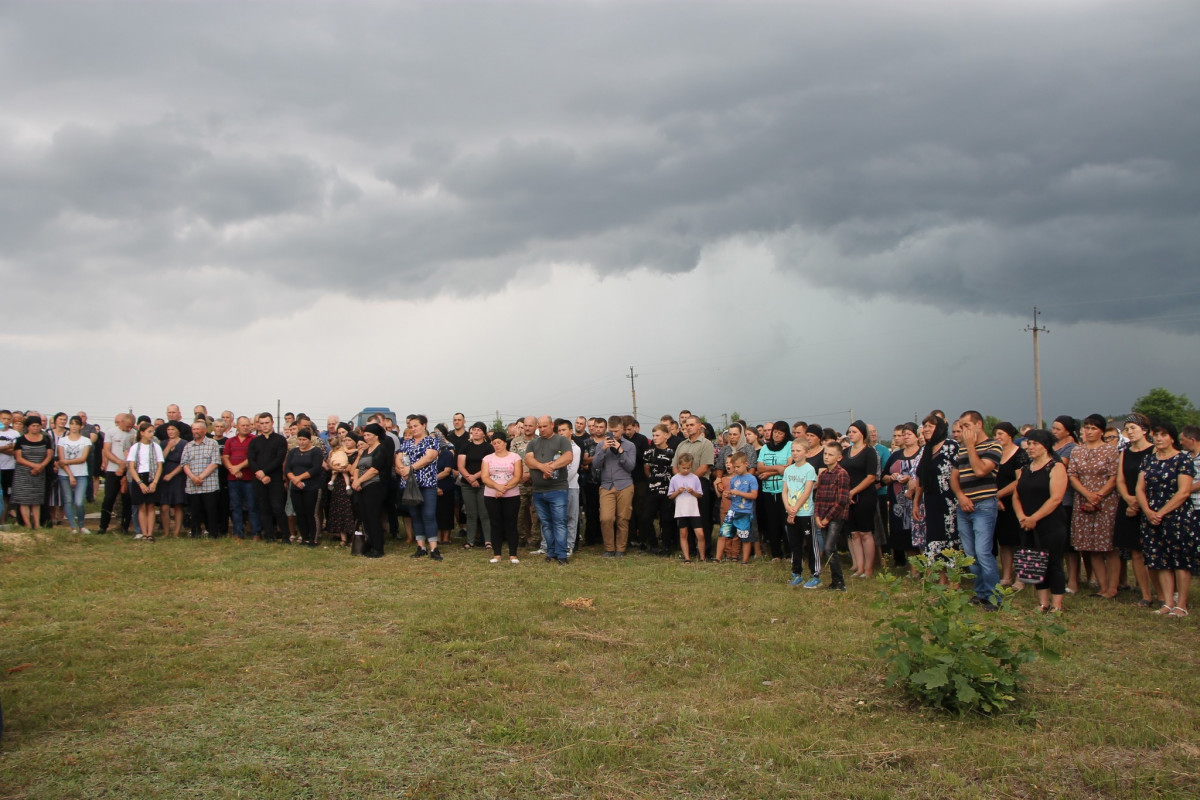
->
xmin=248 ymin=412 xmax=289 ymax=543
xmin=524 ymin=415 xmax=574 ymax=564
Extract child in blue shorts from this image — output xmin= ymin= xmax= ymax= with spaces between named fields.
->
xmin=719 ymin=451 xmax=759 ymax=564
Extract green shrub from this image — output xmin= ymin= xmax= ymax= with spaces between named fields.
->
xmin=873 ymin=551 xmax=1062 ymax=716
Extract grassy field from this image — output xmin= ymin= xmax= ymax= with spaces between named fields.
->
xmin=1 ymin=528 xmax=1198 ymax=799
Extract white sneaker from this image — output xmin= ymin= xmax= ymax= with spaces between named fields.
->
xmin=510 ymin=557 xmax=520 ymax=564
xmin=80 ymin=527 xmax=92 ymax=535
xmin=490 ymin=556 xmax=501 ymax=563
xmin=134 ymin=533 xmax=144 ymax=540
xmin=530 ymin=548 xmax=545 ymax=555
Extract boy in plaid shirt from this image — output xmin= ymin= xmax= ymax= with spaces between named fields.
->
xmin=814 ymin=442 xmax=851 ymax=591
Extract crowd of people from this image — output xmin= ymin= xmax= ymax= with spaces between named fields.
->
xmin=1 ymin=404 xmax=1196 ymax=616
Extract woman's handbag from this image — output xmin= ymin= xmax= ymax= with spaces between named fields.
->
xmin=401 ymin=467 xmax=424 ymax=507
xmin=1014 ymin=531 xmax=1049 ymax=585
xmin=351 ymin=529 xmax=366 ymax=556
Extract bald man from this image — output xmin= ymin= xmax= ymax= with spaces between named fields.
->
xmin=524 ymin=415 xmax=575 ymax=563
xmin=155 ymin=404 xmax=191 ymax=442
xmin=98 ymin=412 xmax=135 ymax=534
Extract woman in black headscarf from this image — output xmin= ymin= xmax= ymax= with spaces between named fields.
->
xmin=842 ymin=419 xmax=881 ymax=578
xmin=913 ymin=414 xmax=960 ymax=575
xmin=352 ymin=423 xmax=388 ymax=558
xmin=755 ymin=421 xmax=793 ymax=562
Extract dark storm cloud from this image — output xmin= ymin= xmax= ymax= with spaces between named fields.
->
xmin=2 ymin=1 xmax=1198 ymax=331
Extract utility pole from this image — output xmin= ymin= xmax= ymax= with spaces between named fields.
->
xmin=628 ymin=366 xmax=638 ymax=419
xmin=722 ymin=413 xmax=729 ymax=430
xmin=1024 ymin=307 xmax=1049 ymax=428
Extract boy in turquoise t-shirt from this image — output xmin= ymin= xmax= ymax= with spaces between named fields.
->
xmin=783 ymin=440 xmax=819 ymax=587
xmin=719 ymin=451 xmax=759 ymax=563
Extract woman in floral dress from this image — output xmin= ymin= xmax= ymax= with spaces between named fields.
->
xmin=1068 ymin=413 xmax=1121 ymax=598
xmin=913 ymin=415 xmax=959 ymax=571
xmin=326 ymin=427 xmax=358 ymax=546
xmin=1136 ymin=421 xmax=1198 ymax=617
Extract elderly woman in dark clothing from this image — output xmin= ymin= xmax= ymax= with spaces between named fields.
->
xmin=286 ymin=429 xmax=326 ymax=547
xmin=912 ymin=415 xmax=960 ymax=579
xmin=352 ymin=423 xmax=388 ymax=558
xmin=992 ymin=422 xmax=1030 ymax=588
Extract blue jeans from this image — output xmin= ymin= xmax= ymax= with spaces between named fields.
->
xmin=228 ymin=481 xmax=260 ymax=538
xmin=58 ymin=474 xmax=88 ymax=530
xmin=819 ymin=520 xmax=845 ymax=586
xmin=411 ymin=485 xmax=439 ymax=544
xmin=957 ymin=496 xmax=999 ymax=602
xmin=565 ymin=487 xmax=580 ymax=552
xmin=532 ymin=490 xmax=569 ymax=560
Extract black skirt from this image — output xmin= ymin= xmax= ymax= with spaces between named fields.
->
xmin=847 ymin=494 xmax=876 ymax=531
xmin=130 ymin=472 xmax=160 ymax=505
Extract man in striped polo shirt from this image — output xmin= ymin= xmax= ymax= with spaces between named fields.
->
xmin=951 ymin=410 xmax=1003 ymax=609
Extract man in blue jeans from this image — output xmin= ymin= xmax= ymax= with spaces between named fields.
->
xmin=951 ymin=410 xmax=1003 ymax=610
xmin=524 ymin=415 xmax=575 ymax=564
xmin=222 ymin=416 xmax=261 ymax=539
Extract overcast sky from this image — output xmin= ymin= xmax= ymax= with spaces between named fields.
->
xmin=3 ymin=1 xmax=1198 ymax=429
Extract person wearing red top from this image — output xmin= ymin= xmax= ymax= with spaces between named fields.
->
xmin=222 ymin=416 xmax=260 ymax=539
xmin=814 ymin=442 xmax=851 ymax=591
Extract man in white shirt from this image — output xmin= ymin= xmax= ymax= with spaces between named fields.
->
xmin=99 ymin=413 xmax=136 ymax=533
xmin=556 ymin=419 xmax=583 ymax=554
xmin=0 ymin=409 xmax=19 ymax=524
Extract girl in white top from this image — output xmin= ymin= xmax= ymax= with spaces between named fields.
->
xmin=56 ymin=415 xmax=92 ymax=534
xmin=126 ymin=422 xmax=164 ymax=542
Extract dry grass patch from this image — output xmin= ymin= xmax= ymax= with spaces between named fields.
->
xmin=1 ymin=531 xmax=1199 ymax=798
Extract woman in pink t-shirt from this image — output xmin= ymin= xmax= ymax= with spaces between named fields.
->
xmin=481 ymin=432 xmax=524 ymax=564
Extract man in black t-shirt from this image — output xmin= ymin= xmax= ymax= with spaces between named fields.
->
xmin=580 ymin=418 xmax=605 ymax=545
xmin=446 ymin=413 xmax=471 ymax=535
xmin=155 ymin=404 xmax=192 ymax=443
